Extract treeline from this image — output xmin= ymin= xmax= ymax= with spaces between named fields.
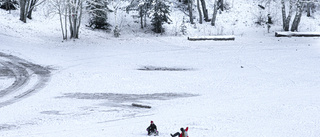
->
xmin=0 ymin=0 xmax=319 ymax=40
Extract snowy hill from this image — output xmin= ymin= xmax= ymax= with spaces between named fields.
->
xmin=0 ymin=0 xmax=320 ymax=137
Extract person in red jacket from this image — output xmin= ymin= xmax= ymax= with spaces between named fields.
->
xmin=170 ymin=127 xmax=188 ymax=137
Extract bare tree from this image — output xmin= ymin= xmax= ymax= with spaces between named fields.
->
xmin=281 ymin=0 xmax=308 ymax=31
xmin=68 ymin=0 xmax=83 ymax=38
xmin=19 ymin=0 xmax=43 ymax=22
xmin=211 ymin=0 xmax=218 ymax=26
xmin=281 ymin=0 xmax=294 ymax=31
xmin=49 ymin=0 xmax=83 ymax=40
xmin=27 ymin=0 xmax=40 ymax=19
xmin=291 ymin=0 xmax=303 ymax=31
xmin=196 ymin=0 xmax=202 ymax=24
xmin=200 ymin=0 xmax=209 ymax=21
xmin=187 ymin=0 xmax=194 ymax=24
xmin=50 ymin=0 xmax=68 ymax=39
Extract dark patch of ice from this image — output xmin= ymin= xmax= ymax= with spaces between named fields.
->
xmin=137 ymin=66 xmax=193 ymax=71
xmin=0 ymin=124 xmax=18 ymax=131
xmin=57 ymin=92 xmax=198 ymax=103
xmin=40 ymin=110 xmax=63 ymax=115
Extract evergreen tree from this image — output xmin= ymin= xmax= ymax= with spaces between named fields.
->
xmin=180 ymin=17 xmax=187 ymax=35
xmin=87 ymin=0 xmax=111 ymax=30
xmin=150 ymin=0 xmax=171 ymax=33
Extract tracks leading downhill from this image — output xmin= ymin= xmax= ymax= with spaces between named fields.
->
xmin=0 ymin=52 xmax=51 ymax=108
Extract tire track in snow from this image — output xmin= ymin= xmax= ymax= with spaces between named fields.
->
xmin=0 ymin=52 xmax=51 ymax=108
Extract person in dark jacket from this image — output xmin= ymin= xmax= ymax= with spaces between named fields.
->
xmin=147 ymin=121 xmax=158 ymax=135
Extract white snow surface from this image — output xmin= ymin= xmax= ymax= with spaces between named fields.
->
xmin=1 ymin=1 xmax=320 ymax=137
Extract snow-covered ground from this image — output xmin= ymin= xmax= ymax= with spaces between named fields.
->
xmin=1 ymin=1 xmax=320 ymax=137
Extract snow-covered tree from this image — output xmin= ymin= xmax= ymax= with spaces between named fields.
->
xmin=49 ymin=0 xmax=83 ymax=39
xmin=150 ymin=0 xmax=171 ymax=33
xmin=180 ymin=16 xmax=187 ymax=35
xmin=86 ymin=0 xmax=111 ymax=30
xmin=19 ymin=0 xmax=43 ymax=22
xmin=127 ymin=0 xmax=153 ymax=29
xmin=0 ymin=0 xmax=18 ymax=13
xmin=281 ymin=0 xmax=306 ymax=31
xmin=69 ymin=0 xmax=83 ymax=38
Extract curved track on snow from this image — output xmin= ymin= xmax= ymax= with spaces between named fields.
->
xmin=0 ymin=52 xmax=51 ymax=108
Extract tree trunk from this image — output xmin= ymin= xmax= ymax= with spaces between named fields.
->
xmin=218 ymin=0 xmax=223 ymax=11
xmin=27 ymin=0 xmax=36 ymax=19
xmin=73 ymin=3 xmax=77 ymax=38
xmin=68 ymin=3 xmax=73 ymax=38
xmin=58 ymin=5 xmax=66 ymax=40
xmin=139 ymin=6 xmax=143 ymax=28
xmin=27 ymin=10 xmax=33 ymax=19
xmin=76 ymin=1 xmax=82 ymax=38
xmin=187 ymin=0 xmax=194 ymax=24
xmin=291 ymin=1 xmax=303 ymax=32
xmin=6 ymin=0 xmax=9 ymax=10
xmin=65 ymin=2 xmax=68 ymax=39
xmin=307 ymin=1 xmax=311 ymax=17
xmin=24 ymin=0 xmax=30 ymax=20
xmin=67 ymin=0 xmax=82 ymax=39
xmin=211 ymin=0 xmax=218 ymax=26
xmin=20 ymin=0 xmax=26 ymax=22
xmin=281 ymin=0 xmax=293 ymax=31
xmin=200 ymin=0 xmax=208 ymax=22
xmin=144 ymin=10 xmax=147 ymax=27
xmin=196 ymin=0 xmax=202 ymax=24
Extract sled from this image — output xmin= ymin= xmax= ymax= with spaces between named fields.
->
xmin=148 ymin=131 xmax=159 ymax=136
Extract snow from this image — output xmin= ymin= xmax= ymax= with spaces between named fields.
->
xmin=1 ymin=0 xmax=320 ymax=137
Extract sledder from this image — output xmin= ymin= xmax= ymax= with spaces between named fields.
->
xmin=146 ymin=121 xmax=159 ymax=136
xmin=170 ymin=127 xmax=188 ymax=137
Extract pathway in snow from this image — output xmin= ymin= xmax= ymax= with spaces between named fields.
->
xmin=0 ymin=52 xmax=51 ymax=108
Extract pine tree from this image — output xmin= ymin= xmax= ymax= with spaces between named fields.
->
xmin=86 ymin=0 xmax=111 ymax=30
xmin=150 ymin=0 xmax=171 ymax=33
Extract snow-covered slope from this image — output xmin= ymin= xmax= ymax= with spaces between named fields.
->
xmin=0 ymin=1 xmax=320 ymax=137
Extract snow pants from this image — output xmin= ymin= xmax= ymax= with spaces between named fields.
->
xmin=171 ymin=132 xmax=180 ymax=137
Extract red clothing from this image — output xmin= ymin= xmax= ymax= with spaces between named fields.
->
xmin=179 ymin=127 xmax=189 ymax=137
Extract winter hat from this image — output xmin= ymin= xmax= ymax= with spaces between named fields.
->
xmin=180 ymin=128 xmax=184 ymax=132
xmin=151 ymin=121 xmax=153 ymax=124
